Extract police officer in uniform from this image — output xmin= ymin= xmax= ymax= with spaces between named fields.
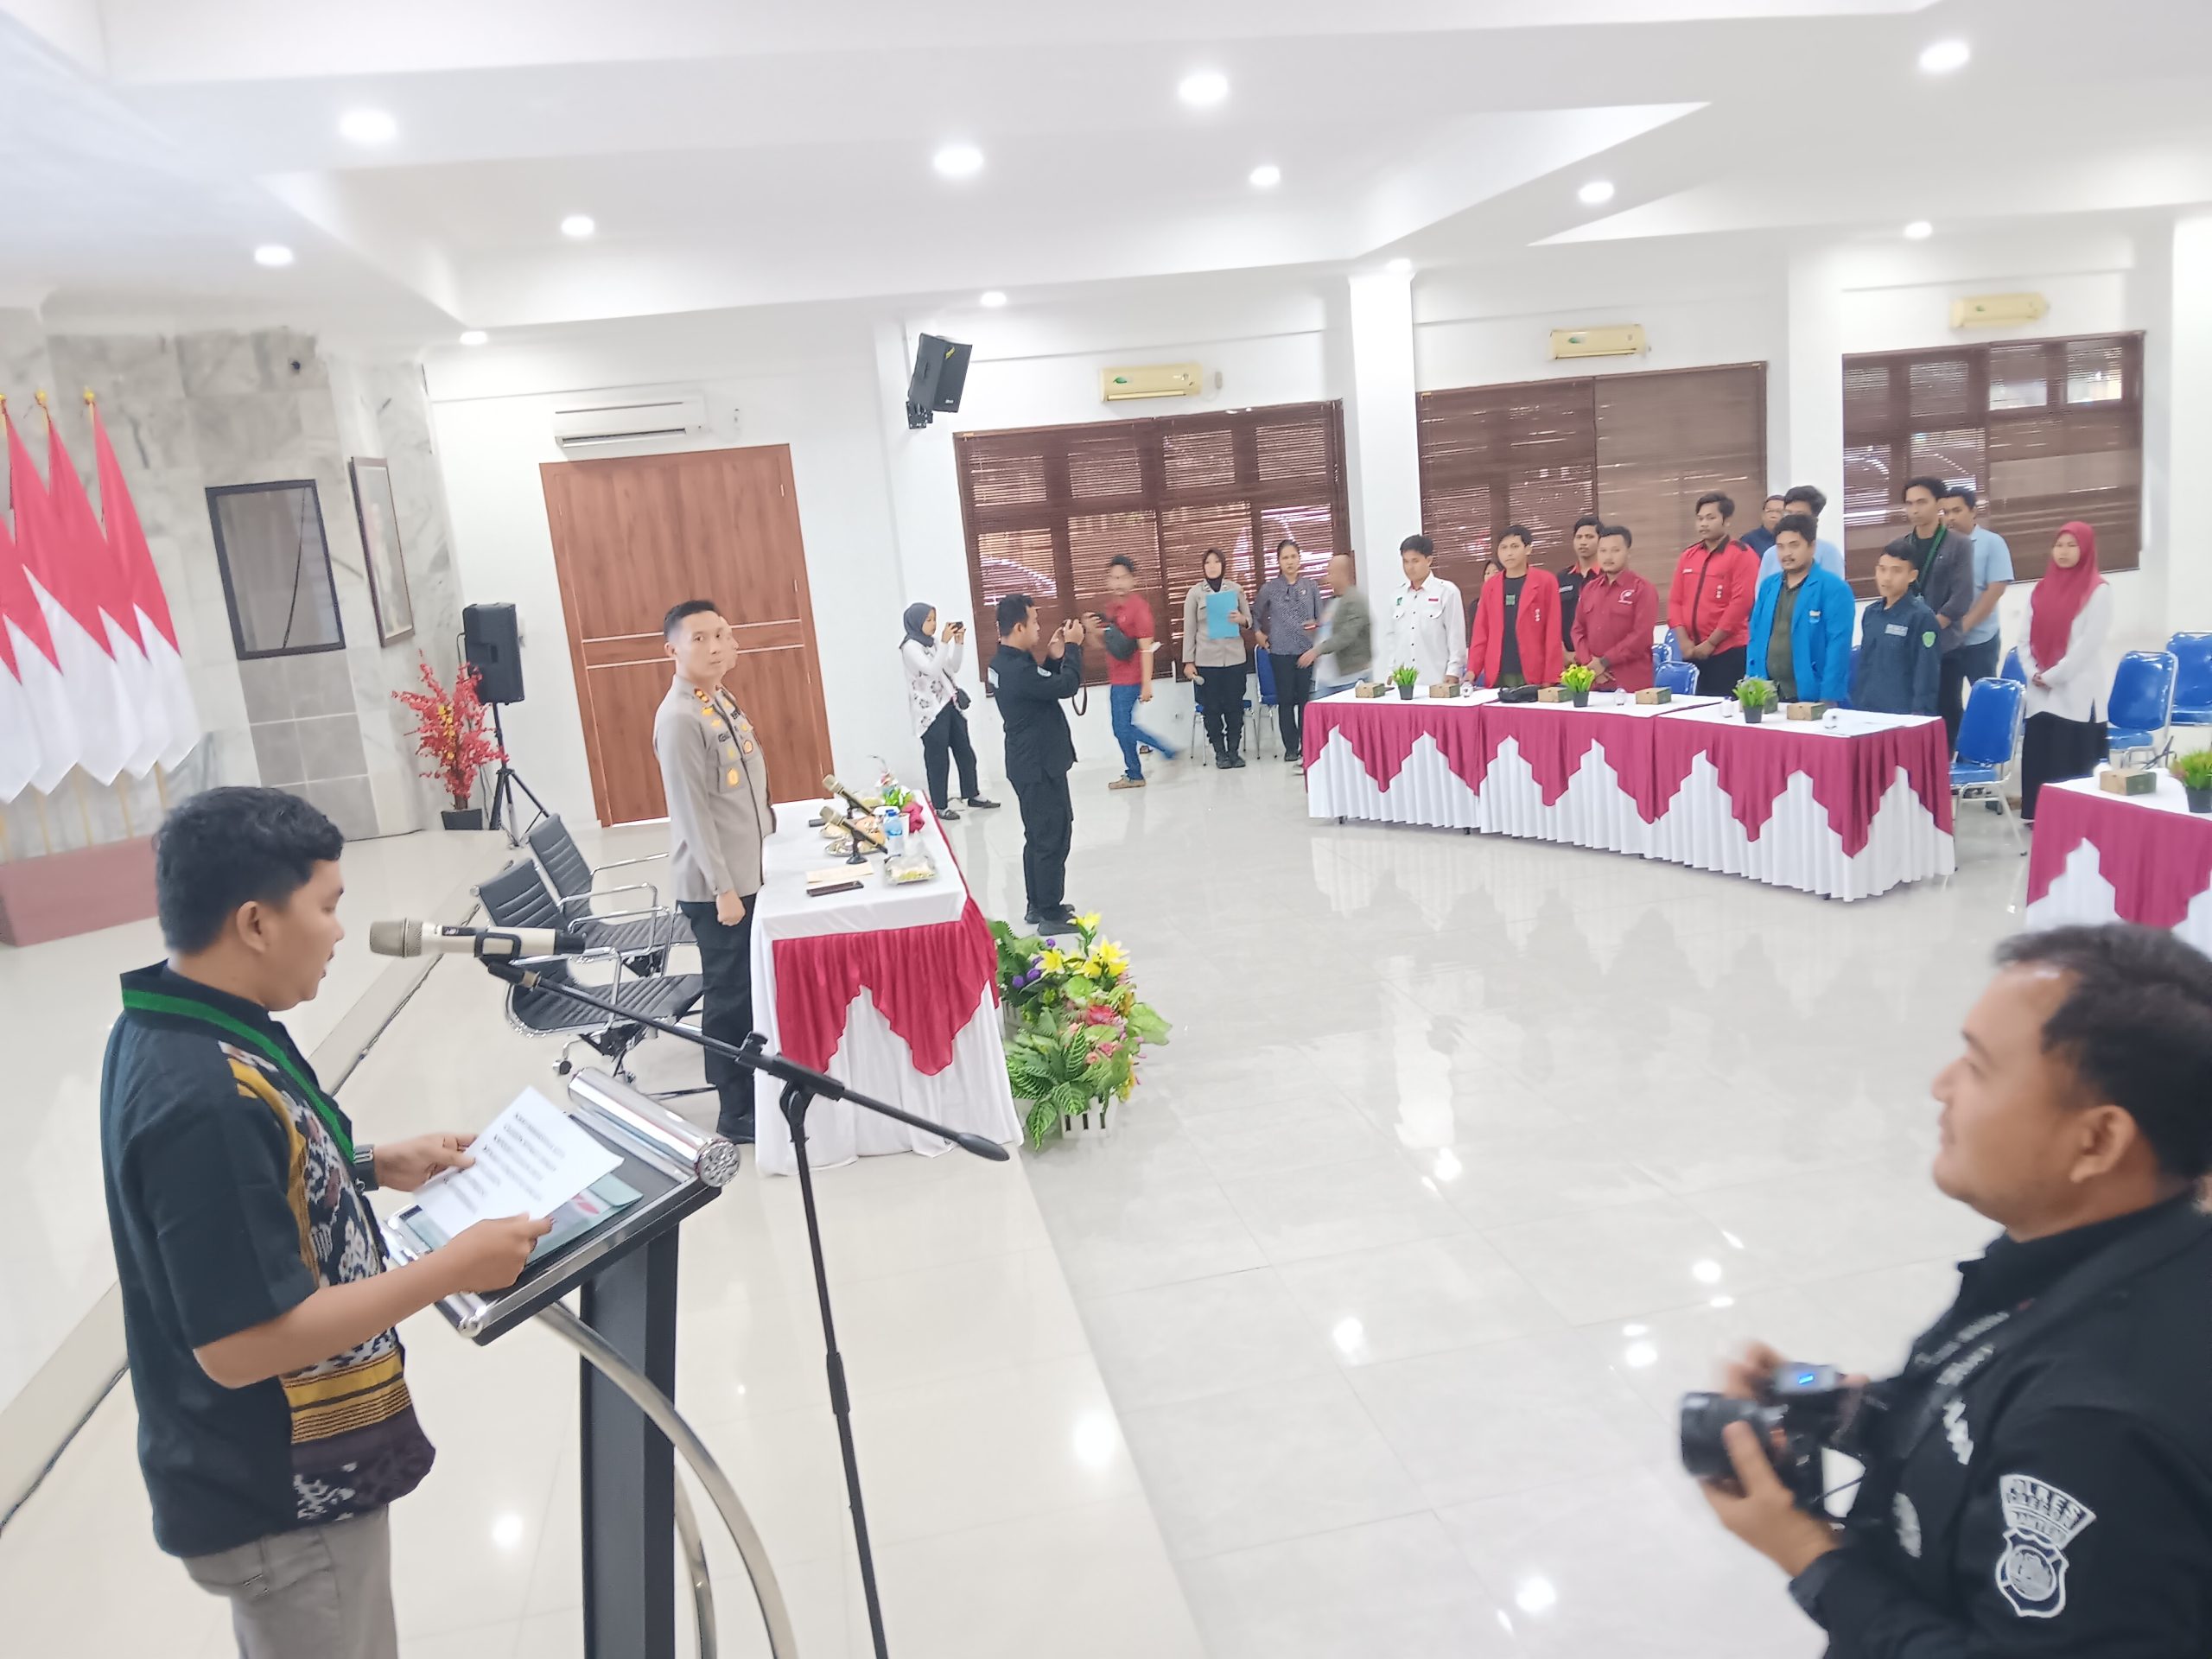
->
xmin=653 ymin=600 xmax=773 ymax=1143
xmin=1702 ymin=924 xmax=2212 ymax=1655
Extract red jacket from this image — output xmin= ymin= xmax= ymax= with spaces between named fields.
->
xmin=1466 ymin=567 xmax=1564 ymax=687
xmin=1570 ymin=568 xmax=1658 ymax=691
xmin=1666 ymin=538 xmax=1760 ymax=653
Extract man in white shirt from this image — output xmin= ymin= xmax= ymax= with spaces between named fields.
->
xmin=1938 ymin=483 xmax=2016 ymax=748
xmin=1384 ymin=534 xmax=1466 ymax=684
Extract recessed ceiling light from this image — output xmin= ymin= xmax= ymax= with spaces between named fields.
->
xmin=1578 ymin=179 xmax=1616 ymax=206
xmin=560 ymin=213 xmax=596 ymax=238
xmin=458 ymin=329 xmax=488 ymax=346
xmin=1249 ymin=163 xmax=1281 ymax=189
xmin=1179 ymin=70 xmax=1229 ymax=107
xmin=1385 ymin=257 xmax=1412 ymax=275
xmin=253 ymin=244 xmax=294 ymax=268
xmin=932 ymin=143 xmax=984 ymax=179
xmin=1904 ymin=219 xmax=1934 ymax=240
xmin=338 ymin=108 xmax=397 ymax=145
xmin=979 ymin=290 xmax=1007 ymax=308
xmin=1918 ymin=39 xmax=1970 ymax=74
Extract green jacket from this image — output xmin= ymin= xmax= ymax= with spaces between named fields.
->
xmin=1315 ymin=586 xmax=1372 ymax=676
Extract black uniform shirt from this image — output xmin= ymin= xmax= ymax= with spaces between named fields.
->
xmin=1792 ymin=1194 xmax=2212 ymax=1657
xmin=990 ymin=641 xmax=1083 ymax=783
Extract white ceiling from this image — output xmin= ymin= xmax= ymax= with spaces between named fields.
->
xmin=0 ymin=0 xmax=2206 ymax=343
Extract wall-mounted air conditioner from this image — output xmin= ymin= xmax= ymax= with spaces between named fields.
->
xmin=1549 ymin=325 xmax=1647 ymax=360
xmin=1101 ymin=363 xmax=1204 ymax=402
xmin=551 ymin=389 xmax=709 ymax=450
xmin=1950 ymin=293 xmax=2049 ymax=330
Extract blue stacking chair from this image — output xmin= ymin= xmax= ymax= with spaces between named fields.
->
xmin=2001 ymin=647 xmax=2026 ymax=685
xmin=1951 ymin=677 xmax=2025 ymax=853
xmin=1655 ymin=659 xmax=1700 ymax=696
xmin=1654 ymin=632 xmax=1681 ymax=668
xmin=2168 ymin=632 xmax=2212 ymax=728
xmin=1251 ymin=649 xmax=1280 ymax=759
xmin=2106 ymin=650 xmax=2177 ymax=762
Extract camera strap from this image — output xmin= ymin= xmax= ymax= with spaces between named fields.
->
xmin=1891 ymin=1199 xmax=2209 ymax=1470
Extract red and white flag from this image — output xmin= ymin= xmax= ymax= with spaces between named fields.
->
xmin=93 ymin=403 xmax=199 ymax=769
xmin=7 ymin=403 xmax=139 ymax=785
xmin=49 ymin=407 xmax=165 ymax=776
xmin=0 ymin=505 xmax=79 ymax=798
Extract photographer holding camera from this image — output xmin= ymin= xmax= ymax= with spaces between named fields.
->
xmin=1693 ymin=925 xmax=2212 ymax=1655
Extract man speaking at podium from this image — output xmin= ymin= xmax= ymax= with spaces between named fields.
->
xmin=101 ymin=787 xmax=549 ymax=1659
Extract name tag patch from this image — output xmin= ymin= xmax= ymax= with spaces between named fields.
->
xmin=1886 ymin=623 xmax=1907 ymax=637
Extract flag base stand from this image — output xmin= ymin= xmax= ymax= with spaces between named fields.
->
xmin=0 ymin=832 xmax=156 ymax=945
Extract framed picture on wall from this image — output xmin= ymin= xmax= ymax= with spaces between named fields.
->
xmin=350 ymin=457 xmax=415 ymax=645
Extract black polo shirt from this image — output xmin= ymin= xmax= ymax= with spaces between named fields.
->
xmin=100 ymin=963 xmax=433 ymax=1558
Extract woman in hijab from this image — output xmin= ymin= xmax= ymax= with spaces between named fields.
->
xmin=900 ymin=602 xmax=998 ymax=819
xmin=1180 ymin=548 xmax=1251 ymax=767
xmin=2017 ymin=520 xmax=2112 ymax=823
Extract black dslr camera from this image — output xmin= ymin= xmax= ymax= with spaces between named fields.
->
xmin=1680 ymin=1362 xmax=1863 ymax=1508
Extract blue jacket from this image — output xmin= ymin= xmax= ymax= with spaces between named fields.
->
xmin=1746 ymin=565 xmax=1854 ymax=702
xmin=1851 ymin=593 xmax=1942 ymax=715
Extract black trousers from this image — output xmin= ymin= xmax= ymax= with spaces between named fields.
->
xmin=1695 ymin=646 xmax=1746 ymax=697
xmin=920 ymin=701 xmax=981 ymax=810
xmin=677 ymin=899 xmax=755 ymax=1135
xmin=1197 ymin=664 xmax=1248 ymax=755
xmin=1269 ymin=652 xmax=1314 ymax=754
xmin=1942 ymin=638 xmax=2000 ymax=755
xmin=1011 ymin=771 xmax=1073 ymax=914
xmin=2020 ymin=711 xmax=2107 ymax=822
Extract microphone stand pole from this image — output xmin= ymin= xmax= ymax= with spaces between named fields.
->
xmin=480 ymin=957 xmax=1007 ymax=1659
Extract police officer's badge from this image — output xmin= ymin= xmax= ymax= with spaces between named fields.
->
xmin=1995 ymin=1473 xmax=2096 ymax=1618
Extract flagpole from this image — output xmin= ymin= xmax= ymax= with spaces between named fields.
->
xmin=117 ymin=780 xmax=134 ymax=838
xmin=33 ymin=790 xmax=53 ymax=855
xmin=154 ymin=765 xmax=170 ymax=810
xmin=69 ymin=770 xmax=95 ymax=845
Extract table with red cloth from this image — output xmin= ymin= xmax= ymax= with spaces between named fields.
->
xmin=2024 ymin=773 xmax=2212 ymax=953
xmin=1301 ymin=689 xmax=1955 ymax=900
xmin=747 ymin=803 xmax=1018 ymax=1174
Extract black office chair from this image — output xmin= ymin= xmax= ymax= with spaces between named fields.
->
xmin=496 ymin=827 xmax=690 ymax=971
xmin=475 ymin=862 xmax=703 ymax=1079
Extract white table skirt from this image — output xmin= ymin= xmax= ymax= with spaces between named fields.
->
xmin=2024 ymin=836 xmax=2212 ymax=956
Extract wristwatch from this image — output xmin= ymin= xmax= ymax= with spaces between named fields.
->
xmin=352 ymin=1144 xmax=380 ymax=1192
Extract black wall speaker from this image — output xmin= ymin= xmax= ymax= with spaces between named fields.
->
xmin=462 ymin=602 xmax=525 ymax=705
xmin=905 ymin=334 xmax=973 ymax=429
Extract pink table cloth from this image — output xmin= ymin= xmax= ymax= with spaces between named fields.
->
xmin=2025 ymin=774 xmax=2212 ymax=951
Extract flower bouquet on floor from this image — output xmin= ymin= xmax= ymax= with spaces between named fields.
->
xmin=991 ymin=912 xmax=1171 ymax=1149
xmin=393 ymin=658 xmax=505 ymax=828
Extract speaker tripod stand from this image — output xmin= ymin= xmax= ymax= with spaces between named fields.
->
xmin=486 ymin=702 xmax=549 ymax=846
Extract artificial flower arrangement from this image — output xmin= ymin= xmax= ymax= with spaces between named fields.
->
xmin=393 ymin=658 xmax=505 ymax=823
xmin=991 ymin=912 xmax=1171 ymax=1150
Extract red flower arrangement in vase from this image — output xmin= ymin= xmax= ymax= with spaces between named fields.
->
xmin=393 ymin=658 xmax=505 ymax=827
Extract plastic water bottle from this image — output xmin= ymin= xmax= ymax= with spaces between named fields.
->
xmin=879 ymin=805 xmax=906 ymax=856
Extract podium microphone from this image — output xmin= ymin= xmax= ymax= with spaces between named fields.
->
xmin=368 ymin=918 xmax=586 ymax=959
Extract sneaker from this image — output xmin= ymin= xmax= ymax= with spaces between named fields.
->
xmin=1283 ymin=751 xmax=1301 ymax=764
xmin=1227 ymin=752 xmax=1248 ymax=768
xmin=938 ymin=806 xmax=963 ymax=821
xmin=964 ymin=796 xmax=1001 ymax=810
xmin=1109 ymin=776 xmax=1146 ymax=791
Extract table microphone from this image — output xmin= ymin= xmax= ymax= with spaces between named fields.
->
xmin=368 ymin=919 xmax=587 ymax=959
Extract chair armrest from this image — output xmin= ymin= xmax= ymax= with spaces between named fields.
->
xmin=559 ymin=881 xmax=660 ymax=914
xmin=578 ymin=906 xmax=682 ymax=928
xmin=592 ymin=853 xmax=668 ymax=875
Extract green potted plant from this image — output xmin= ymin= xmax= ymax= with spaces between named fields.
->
xmin=1390 ymin=664 xmax=1419 ymax=700
xmin=1559 ymin=661 xmax=1598 ymax=709
xmin=1735 ymin=677 xmax=1777 ymax=725
xmin=989 ymin=916 xmax=1171 ymax=1147
xmin=2172 ymin=749 xmax=2212 ymax=813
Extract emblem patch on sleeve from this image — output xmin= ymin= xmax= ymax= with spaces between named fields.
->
xmin=1995 ymin=1474 xmax=2096 ymax=1618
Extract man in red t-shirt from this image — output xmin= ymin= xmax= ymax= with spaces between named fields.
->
xmin=1093 ymin=553 xmax=1180 ymax=789
xmin=1666 ymin=491 xmax=1759 ymax=696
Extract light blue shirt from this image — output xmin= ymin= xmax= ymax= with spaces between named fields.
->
xmin=1962 ymin=528 xmax=2014 ymax=647
xmin=1758 ymin=538 xmax=1847 ymax=585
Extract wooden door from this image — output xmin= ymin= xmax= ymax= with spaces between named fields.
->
xmin=541 ymin=445 xmax=833 ymax=824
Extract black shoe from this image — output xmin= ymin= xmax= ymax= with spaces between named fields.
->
xmin=1212 ymin=746 xmax=1230 ymax=768
xmin=938 ymin=806 xmax=962 ymax=821
xmin=1227 ymin=751 xmax=1248 ymax=768
xmin=965 ymin=796 xmax=1001 ymax=810
xmin=715 ymin=1114 xmax=756 ymax=1145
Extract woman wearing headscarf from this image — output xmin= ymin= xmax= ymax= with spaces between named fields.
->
xmin=900 ymin=603 xmax=999 ymax=819
xmin=2017 ymin=520 xmax=2112 ymax=823
xmin=1180 ymin=548 xmax=1251 ymax=767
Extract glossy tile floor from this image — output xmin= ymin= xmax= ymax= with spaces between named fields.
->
xmin=0 ymin=753 xmax=2037 ymax=1656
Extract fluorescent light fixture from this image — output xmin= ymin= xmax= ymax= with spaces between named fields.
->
xmin=339 ymin=109 xmax=397 ymax=145
xmin=978 ymin=290 xmax=1007 ymax=308
xmin=932 ymin=143 xmax=984 ymax=178
xmin=252 ymin=245 xmax=294 ymax=268
xmin=1578 ymin=179 xmax=1616 ymax=206
xmin=1385 ymin=257 xmax=1412 ymax=275
xmin=1249 ymin=162 xmax=1281 ymax=189
xmin=1904 ymin=219 xmax=1934 ymax=240
xmin=1919 ymin=39 xmax=1969 ymax=74
xmin=458 ymin=329 xmax=488 ymax=346
xmin=1179 ymin=70 xmax=1229 ymax=107
xmin=560 ymin=213 xmax=596 ymax=238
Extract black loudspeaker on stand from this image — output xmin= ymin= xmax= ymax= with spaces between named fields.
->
xmin=461 ymin=603 xmax=548 ymax=845
xmin=478 ymin=955 xmax=1009 ymax=1659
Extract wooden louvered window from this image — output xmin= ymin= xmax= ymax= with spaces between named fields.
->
xmin=1841 ymin=334 xmax=2142 ymax=589
xmin=956 ymin=402 xmax=1351 ymax=687
xmin=1417 ymin=365 xmax=1766 ymax=594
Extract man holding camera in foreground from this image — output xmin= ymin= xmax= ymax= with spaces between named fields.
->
xmin=1698 ymin=925 xmax=2212 ymax=1655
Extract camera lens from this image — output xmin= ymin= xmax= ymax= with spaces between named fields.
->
xmin=1679 ymin=1391 xmax=1772 ymax=1481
